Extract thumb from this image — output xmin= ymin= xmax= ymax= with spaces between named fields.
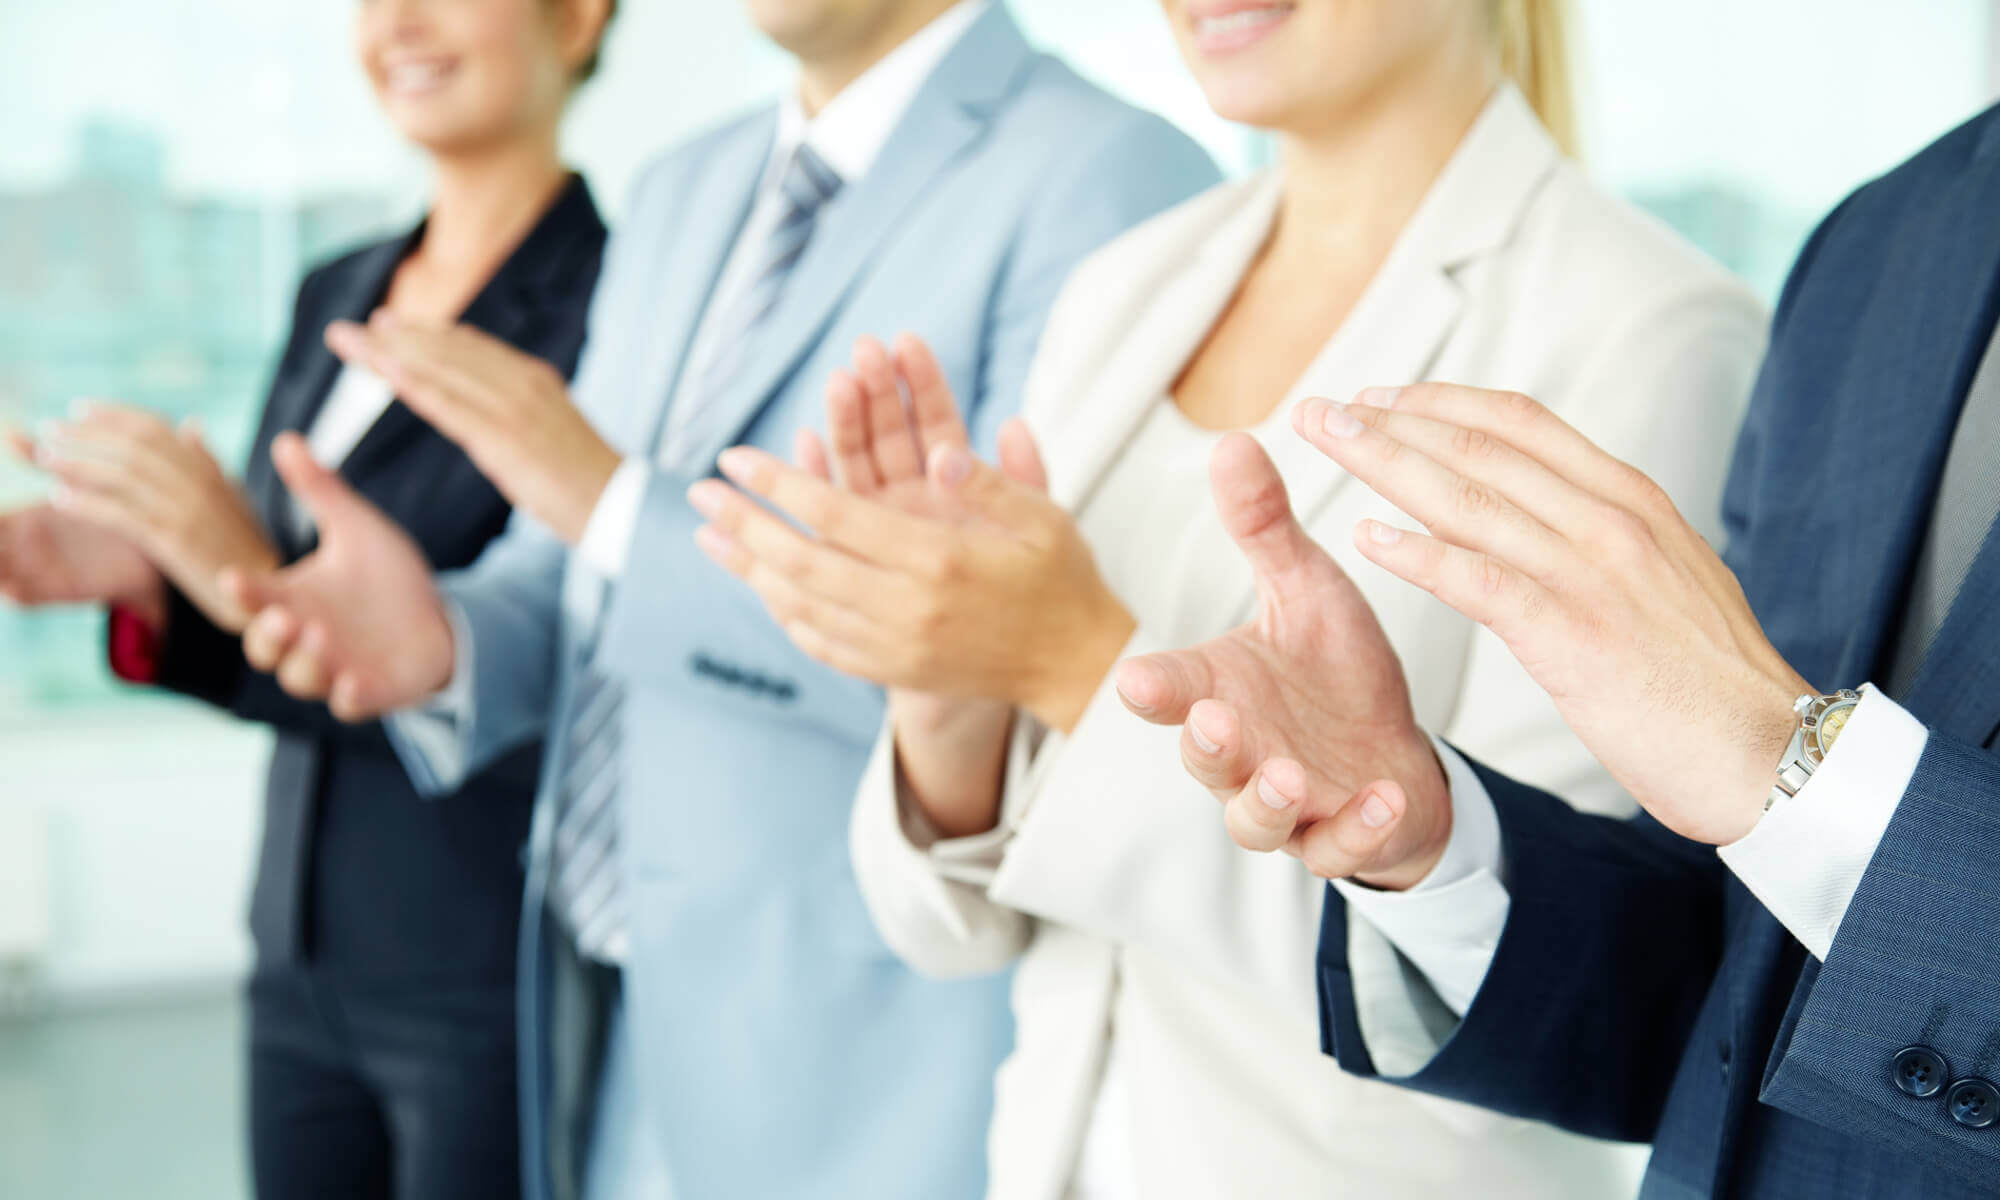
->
xmin=996 ymin=417 xmax=1048 ymax=493
xmin=928 ymin=439 xmax=1045 ymax=529
xmin=272 ymin=432 xmax=367 ymax=540
xmin=219 ymin=562 xmax=286 ymax=622
xmin=1208 ymin=433 xmax=1361 ymax=611
xmin=1114 ymin=647 xmax=1216 ymax=726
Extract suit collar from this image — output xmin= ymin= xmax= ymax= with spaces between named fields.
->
xmin=660 ymin=3 xmax=1036 ymax=473
xmin=341 ymin=174 xmax=602 ymax=485
xmin=1832 ymin=149 xmax=2000 ymax=710
xmin=1049 ymin=82 xmax=1555 ymax=545
xmin=258 ymin=175 xmax=603 ymax=553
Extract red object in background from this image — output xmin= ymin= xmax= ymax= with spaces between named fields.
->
xmin=107 ymin=605 xmax=161 ymax=684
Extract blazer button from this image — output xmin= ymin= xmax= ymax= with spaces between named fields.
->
xmin=1946 ymin=1078 xmax=1999 ymax=1130
xmin=1892 ymin=1046 xmax=1949 ymax=1098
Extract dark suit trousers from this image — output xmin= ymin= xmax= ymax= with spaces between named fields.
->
xmin=248 ymin=966 xmax=521 ymax=1200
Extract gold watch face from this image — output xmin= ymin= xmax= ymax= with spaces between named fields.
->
xmin=1810 ymin=700 xmax=1858 ymax=761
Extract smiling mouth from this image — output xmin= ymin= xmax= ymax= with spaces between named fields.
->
xmin=1191 ymin=3 xmax=1295 ymax=52
xmin=383 ymin=57 xmax=458 ymax=97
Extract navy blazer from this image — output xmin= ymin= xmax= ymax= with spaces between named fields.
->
xmin=141 ymin=176 xmax=604 ymax=980
xmin=1316 ymin=105 xmax=2000 ymax=1196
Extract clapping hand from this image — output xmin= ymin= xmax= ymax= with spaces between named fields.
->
xmin=10 ymin=404 xmax=273 ymax=629
xmin=325 ymin=312 xmax=619 ymax=544
xmin=1115 ymin=434 xmax=1453 ymax=890
xmin=222 ymin=434 xmax=456 ymax=722
xmin=1280 ymin=383 xmax=1808 ymax=845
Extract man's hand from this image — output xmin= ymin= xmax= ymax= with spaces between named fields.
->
xmin=1294 ymin=383 xmax=1809 ymax=845
xmin=223 ymin=433 xmax=456 ymax=722
xmin=1115 ymin=435 xmax=1452 ymax=889
xmin=325 ymin=312 xmax=618 ymax=543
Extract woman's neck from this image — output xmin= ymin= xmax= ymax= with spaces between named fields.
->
xmin=416 ymin=125 xmax=569 ymax=280
xmin=1268 ymin=45 xmax=1498 ymax=272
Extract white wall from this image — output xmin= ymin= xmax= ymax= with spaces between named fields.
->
xmin=1 ymin=706 xmax=265 ymax=1004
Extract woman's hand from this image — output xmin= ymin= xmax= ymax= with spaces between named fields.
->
xmin=690 ymin=408 xmax=1133 ymax=738
xmin=795 ymin=335 xmax=1027 ymax=835
xmin=0 ymin=498 xmax=163 ymax=624
xmin=29 ymin=404 xmax=277 ymax=630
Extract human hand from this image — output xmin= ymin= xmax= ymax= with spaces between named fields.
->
xmin=0 ymin=497 xmax=162 ymax=624
xmin=1292 ymin=383 xmax=1808 ymax=845
xmin=790 ymin=333 xmax=1050 ymax=835
xmin=689 ymin=418 xmax=1131 ymax=737
xmin=223 ymin=433 xmax=455 ymax=722
xmin=1114 ymin=435 xmax=1452 ymax=890
xmin=325 ymin=312 xmax=618 ymax=544
xmin=27 ymin=403 xmax=276 ymax=629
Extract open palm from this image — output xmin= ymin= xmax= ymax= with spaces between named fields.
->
xmin=224 ymin=433 xmax=455 ymax=721
xmin=1116 ymin=435 xmax=1451 ymax=888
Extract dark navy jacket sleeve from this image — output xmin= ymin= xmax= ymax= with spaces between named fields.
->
xmin=1317 ymin=762 xmax=1727 ymax=1144
xmin=1759 ymin=730 xmax=2000 ymax=1180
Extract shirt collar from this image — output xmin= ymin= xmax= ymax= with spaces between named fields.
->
xmin=769 ymin=0 xmax=988 ymax=187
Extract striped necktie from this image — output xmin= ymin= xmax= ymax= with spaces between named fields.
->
xmin=658 ymin=141 xmax=845 ymax=467
xmin=548 ymin=142 xmax=844 ymax=964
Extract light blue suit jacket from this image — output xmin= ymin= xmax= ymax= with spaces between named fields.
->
xmin=404 ymin=8 xmax=1217 ymax=1198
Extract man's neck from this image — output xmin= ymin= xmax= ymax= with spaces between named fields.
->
xmin=796 ymin=0 xmax=962 ymax=117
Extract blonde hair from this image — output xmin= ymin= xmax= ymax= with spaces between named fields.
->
xmin=1491 ymin=0 xmax=1576 ymax=156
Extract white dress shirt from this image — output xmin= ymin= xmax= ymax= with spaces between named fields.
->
xmin=288 ymin=365 xmax=395 ymax=538
xmin=1338 ymin=688 xmax=1930 ymax=1044
xmin=575 ymin=0 xmax=989 ymax=580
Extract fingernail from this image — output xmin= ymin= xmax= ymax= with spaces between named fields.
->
xmin=935 ymin=446 xmax=972 ymax=488
xmin=1366 ymin=521 xmax=1403 ymax=545
xmin=48 ymin=483 xmax=71 ymax=508
xmin=371 ymin=308 xmax=399 ymax=328
xmin=1189 ymin=719 xmax=1220 ymax=755
xmin=70 ymin=398 xmax=97 ymax=418
xmin=1257 ymin=775 xmax=1295 ymax=811
xmin=716 ymin=447 xmax=755 ymax=482
xmin=686 ymin=481 xmax=723 ymax=519
xmin=1321 ymin=402 xmax=1365 ymax=440
xmin=1360 ymin=792 xmax=1394 ymax=828
xmin=1356 ymin=387 xmax=1401 ymax=410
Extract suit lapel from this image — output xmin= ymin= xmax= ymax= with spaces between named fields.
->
xmin=1901 ymin=521 xmax=2000 ymax=745
xmin=1834 ymin=137 xmax=2000 ymax=690
xmin=669 ymin=5 xmax=1033 ymax=474
xmin=251 ymin=235 xmax=409 ymax=557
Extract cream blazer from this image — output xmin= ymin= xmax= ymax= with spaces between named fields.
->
xmin=850 ymin=87 xmax=1769 ymax=1200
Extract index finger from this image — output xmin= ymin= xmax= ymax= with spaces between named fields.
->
xmin=715 ymin=445 xmax=946 ymax=573
xmin=1358 ymin=383 xmax=1652 ymax=511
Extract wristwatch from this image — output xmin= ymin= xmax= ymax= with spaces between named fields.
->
xmin=1766 ymin=685 xmax=1868 ymax=812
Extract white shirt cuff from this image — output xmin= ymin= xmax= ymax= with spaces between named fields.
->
xmin=1717 ymin=687 xmax=1927 ymax=960
xmin=383 ymin=600 xmax=477 ymax=794
xmin=1331 ymin=738 xmax=1511 ymax=1016
xmin=576 ymin=458 xmax=649 ymax=580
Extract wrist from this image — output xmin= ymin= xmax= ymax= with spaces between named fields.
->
xmin=549 ymin=441 xmax=622 ymax=546
xmin=1025 ymin=592 xmax=1135 ymax=735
